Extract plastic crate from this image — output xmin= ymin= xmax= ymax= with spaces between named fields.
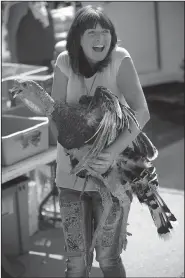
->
xmin=28 ymin=180 xmax=39 ymax=236
xmin=2 ymin=115 xmax=49 ymax=166
xmin=2 ymin=62 xmax=48 ymax=80
xmin=2 ymin=176 xmax=30 ymax=255
xmin=3 ymin=104 xmax=57 ymax=146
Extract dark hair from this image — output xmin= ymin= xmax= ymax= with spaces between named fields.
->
xmin=66 ymin=6 xmax=117 ymax=77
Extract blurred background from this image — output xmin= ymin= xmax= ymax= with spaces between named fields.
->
xmin=1 ymin=2 xmax=184 ymax=278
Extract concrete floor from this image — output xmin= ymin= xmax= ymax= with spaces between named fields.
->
xmin=4 ymin=94 xmax=185 ymax=277
xmin=17 ymin=129 xmax=184 ymax=277
xmin=16 ymin=186 xmax=184 ymax=278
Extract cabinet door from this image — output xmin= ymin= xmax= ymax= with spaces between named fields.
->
xmin=103 ymin=2 xmax=159 ymax=74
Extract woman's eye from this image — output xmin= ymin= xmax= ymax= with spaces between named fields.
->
xmin=86 ymin=29 xmax=110 ymax=36
xmin=88 ymin=31 xmax=95 ymax=35
xmin=102 ymin=30 xmax=110 ymax=34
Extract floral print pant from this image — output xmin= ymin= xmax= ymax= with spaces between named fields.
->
xmin=58 ymin=187 xmax=128 ymax=278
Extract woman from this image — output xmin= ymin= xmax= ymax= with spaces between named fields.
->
xmin=51 ymin=6 xmax=150 ymax=278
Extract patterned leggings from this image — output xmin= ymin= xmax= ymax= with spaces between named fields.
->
xmin=58 ymin=187 xmax=129 ymax=278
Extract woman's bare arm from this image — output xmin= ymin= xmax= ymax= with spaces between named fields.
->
xmin=117 ymin=56 xmax=150 ymax=128
xmin=106 ymin=56 xmax=150 ymax=157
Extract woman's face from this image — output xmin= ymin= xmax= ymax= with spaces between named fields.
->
xmin=80 ymin=23 xmax=112 ymax=65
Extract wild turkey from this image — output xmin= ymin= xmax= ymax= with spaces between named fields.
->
xmin=11 ymin=79 xmax=177 ymax=255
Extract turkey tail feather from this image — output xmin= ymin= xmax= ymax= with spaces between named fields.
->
xmin=121 ymin=104 xmax=141 ymax=129
xmin=146 ymin=189 xmax=177 ymax=238
xmin=137 ymin=132 xmax=158 ymax=161
xmin=152 ymin=190 xmax=177 ymax=222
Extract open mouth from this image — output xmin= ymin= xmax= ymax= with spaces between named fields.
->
xmin=92 ymin=45 xmax=105 ymax=52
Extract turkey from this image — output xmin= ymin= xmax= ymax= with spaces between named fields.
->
xmin=11 ymin=79 xmax=177 ymax=252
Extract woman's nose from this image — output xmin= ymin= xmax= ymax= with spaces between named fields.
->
xmin=95 ymin=33 xmax=103 ymax=42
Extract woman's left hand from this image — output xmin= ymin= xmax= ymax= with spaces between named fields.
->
xmin=87 ymin=149 xmax=117 ymax=175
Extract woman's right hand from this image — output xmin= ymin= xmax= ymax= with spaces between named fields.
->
xmin=67 ymin=145 xmax=92 ymax=162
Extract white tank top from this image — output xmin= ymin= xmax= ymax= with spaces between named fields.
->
xmin=55 ymin=46 xmax=130 ymax=191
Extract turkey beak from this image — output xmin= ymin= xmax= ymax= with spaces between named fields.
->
xmin=9 ymin=87 xmax=22 ymax=99
xmin=10 ymin=79 xmax=22 ymax=98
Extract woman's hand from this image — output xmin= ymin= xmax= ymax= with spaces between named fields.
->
xmin=68 ymin=145 xmax=92 ymax=161
xmin=87 ymin=148 xmax=117 ymax=175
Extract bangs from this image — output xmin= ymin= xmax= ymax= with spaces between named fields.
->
xmin=78 ymin=10 xmax=114 ymax=34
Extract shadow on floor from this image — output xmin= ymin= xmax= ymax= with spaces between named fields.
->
xmin=143 ymin=112 xmax=184 ymax=150
xmin=17 ymin=228 xmax=103 ymax=277
xmin=143 ymin=81 xmax=184 ymax=150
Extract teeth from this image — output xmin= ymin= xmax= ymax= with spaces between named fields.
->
xmin=93 ymin=46 xmax=105 ymax=52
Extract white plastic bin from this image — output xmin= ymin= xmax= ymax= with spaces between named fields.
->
xmin=2 ymin=62 xmax=48 ymax=80
xmin=2 ymin=115 xmax=49 ymax=166
xmin=2 ymin=176 xmax=30 ymax=255
xmin=4 ymin=104 xmax=57 ymax=146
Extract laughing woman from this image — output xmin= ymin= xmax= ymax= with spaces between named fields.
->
xmin=51 ymin=6 xmax=150 ymax=278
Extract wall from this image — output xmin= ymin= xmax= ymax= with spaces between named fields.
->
xmin=82 ymin=1 xmax=184 ymax=86
xmin=158 ymin=2 xmax=184 ymax=74
xmin=103 ymin=2 xmax=159 ymax=74
xmin=139 ymin=1 xmax=184 ymax=86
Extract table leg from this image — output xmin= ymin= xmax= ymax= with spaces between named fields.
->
xmin=38 ymin=161 xmax=61 ymax=225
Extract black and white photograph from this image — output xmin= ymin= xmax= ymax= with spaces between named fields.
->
xmin=1 ymin=1 xmax=184 ymax=277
